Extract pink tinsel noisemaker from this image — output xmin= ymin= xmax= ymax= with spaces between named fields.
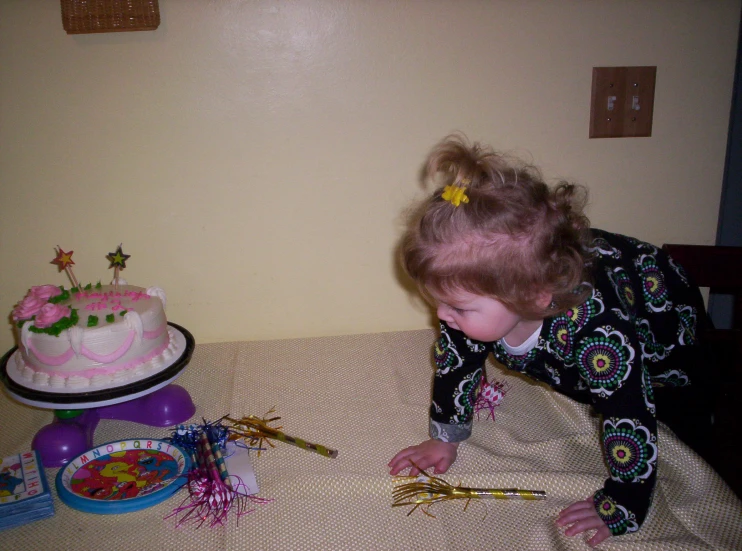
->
xmin=166 ymin=419 xmax=269 ymax=528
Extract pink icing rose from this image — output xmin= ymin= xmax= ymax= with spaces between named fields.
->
xmin=30 ymin=285 xmax=63 ymax=300
xmin=12 ymin=294 xmax=48 ymax=321
xmin=33 ymin=303 xmax=71 ymax=328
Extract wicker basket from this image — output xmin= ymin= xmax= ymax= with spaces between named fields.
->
xmin=61 ymin=0 xmax=160 ymax=34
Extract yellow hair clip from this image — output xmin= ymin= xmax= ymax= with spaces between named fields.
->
xmin=441 ymin=183 xmax=470 ymax=207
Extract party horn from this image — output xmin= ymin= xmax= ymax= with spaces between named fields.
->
xmin=226 ymin=415 xmax=338 ymax=459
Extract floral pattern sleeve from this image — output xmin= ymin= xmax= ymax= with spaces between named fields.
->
xmin=572 ymin=231 xmax=705 ymax=536
xmin=573 ymin=317 xmax=658 ymax=535
xmin=428 ymin=321 xmax=489 ymax=443
xmin=511 ymin=230 xmax=707 ymax=537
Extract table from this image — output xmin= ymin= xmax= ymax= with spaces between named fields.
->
xmin=1 ymin=329 xmax=741 ymax=550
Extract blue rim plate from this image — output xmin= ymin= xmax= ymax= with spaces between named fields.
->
xmin=55 ymin=439 xmax=190 ymax=514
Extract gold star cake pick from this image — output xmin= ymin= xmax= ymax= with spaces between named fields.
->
xmin=52 ymin=246 xmax=81 ymax=290
xmin=106 ymin=244 xmax=131 ymax=291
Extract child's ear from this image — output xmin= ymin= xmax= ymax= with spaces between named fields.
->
xmin=535 ymin=290 xmax=553 ymax=310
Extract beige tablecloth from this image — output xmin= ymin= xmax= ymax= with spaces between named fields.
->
xmin=1 ymin=329 xmax=741 ymax=550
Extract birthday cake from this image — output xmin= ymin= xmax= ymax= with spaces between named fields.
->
xmin=10 ymin=283 xmax=176 ymax=389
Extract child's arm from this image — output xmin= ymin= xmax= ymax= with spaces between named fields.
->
xmin=553 ymin=232 xmax=709 ymax=541
xmin=388 ymin=439 xmax=459 ymax=475
xmin=428 ymin=321 xmax=490 ymax=441
xmin=564 ymin=303 xmax=657 ymax=539
xmin=389 ymin=321 xmax=488 ymax=476
xmin=568 ymin=320 xmax=656 ymax=538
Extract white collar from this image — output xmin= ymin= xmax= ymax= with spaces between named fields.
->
xmin=500 ymin=323 xmax=542 ymax=356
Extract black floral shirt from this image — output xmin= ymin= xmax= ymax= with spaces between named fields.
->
xmin=429 ymin=229 xmax=707 ymax=536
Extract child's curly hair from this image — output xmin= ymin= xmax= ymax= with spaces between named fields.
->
xmin=402 ymin=134 xmax=593 ymax=319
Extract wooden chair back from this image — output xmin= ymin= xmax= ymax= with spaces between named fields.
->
xmin=662 ymin=243 xmax=742 ymax=498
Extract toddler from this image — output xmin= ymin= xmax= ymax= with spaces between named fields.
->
xmin=388 ymin=135 xmax=713 ymax=547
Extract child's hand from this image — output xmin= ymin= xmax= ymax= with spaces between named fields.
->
xmin=388 ymin=439 xmax=459 ymax=476
xmin=556 ymin=498 xmax=611 ymax=547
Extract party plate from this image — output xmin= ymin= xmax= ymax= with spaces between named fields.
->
xmin=55 ymin=439 xmax=190 ymax=514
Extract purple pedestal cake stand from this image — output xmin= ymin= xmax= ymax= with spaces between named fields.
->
xmin=0 ymin=322 xmax=196 ymax=468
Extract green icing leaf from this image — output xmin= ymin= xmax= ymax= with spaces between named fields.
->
xmin=27 ymin=309 xmax=79 ymax=337
xmin=106 ymin=314 xmax=115 ymax=323
xmin=48 ymin=288 xmax=70 ymax=304
xmin=87 ymin=315 xmax=99 ymax=327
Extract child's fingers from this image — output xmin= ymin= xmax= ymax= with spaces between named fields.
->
xmin=388 ymin=448 xmax=419 ymax=474
xmin=388 ymin=440 xmax=456 ymax=475
xmin=388 ymin=457 xmax=421 ymax=475
xmin=406 ymin=463 xmax=422 ymax=476
xmin=432 ymin=456 xmax=454 ymax=474
xmin=563 ymin=516 xmax=604 ymax=537
xmin=556 ymin=497 xmax=611 ymax=546
xmin=586 ymin=525 xmax=611 ymax=548
xmin=389 ymin=451 xmax=438 ymax=475
xmin=388 ymin=448 xmax=414 ymax=467
xmin=557 ymin=498 xmax=594 ymax=521
xmin=560 ymin=497 xmax=594 ymax=511
xmin=387 ymin=452 xmax=407 ymax=468
xmin=388 ymin=460 xmax=410 ymax=475
xmin=389 ymin=459 xmax=419 ymax=475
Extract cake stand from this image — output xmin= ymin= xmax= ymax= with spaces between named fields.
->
xmin=0 ymin=322 xmax=196 ymax=468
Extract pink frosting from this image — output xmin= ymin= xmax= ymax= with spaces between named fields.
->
xmin=26 ymin=322 xmax=168 ymax=368
xmin=12 ymin=294 xmax=48 ymax=321
xmin=26 ymin=346 xmax=75 ymax=366
xmin=74 ymin=289 xmax=150 ymax=301
xmin=33 ymin=303 xmax=71 ymax=328
xmin=142 ymin=322 xmax=167 ymax=340
xmin=79 ymin=331 xmax=136 ymax=363
xmin=30 ymin=285 xmax=63 ymax=300
xmin=29 ymin=338 xmax=170 ymax=378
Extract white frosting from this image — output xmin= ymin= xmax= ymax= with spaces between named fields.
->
xmin=32 ymin=371 xmax=50 ymax=386
xmin=20 ymin=322 xmax=31 ymax=354
xmin=124 ymin=310 xmax=144 ymax=343
xmin=90 ymin=374 xmax=110 ymax=386
xmin=146 ymin=286 xmax=167 ymax=310
xmin=66 ymin=375 xmax=91 ymax=389
xmin=68 ymin=325 xmax=85 ymax=357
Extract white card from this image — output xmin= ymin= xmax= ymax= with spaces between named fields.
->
xmin=224 ymin=441 xmax=259 ymax=495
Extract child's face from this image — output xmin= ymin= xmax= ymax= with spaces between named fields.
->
xmin=428 ymin=288 xmax=527 ymax=343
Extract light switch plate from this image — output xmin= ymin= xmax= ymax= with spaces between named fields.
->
xmin=590 ymin=66 xmax=656 ymax=138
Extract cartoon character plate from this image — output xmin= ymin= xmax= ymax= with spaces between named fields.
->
xmin=55 ymin=439 xmax=190 ymax=514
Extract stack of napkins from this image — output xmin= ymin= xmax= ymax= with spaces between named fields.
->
xmin=0 ymin=450 xmax=54 ymax=530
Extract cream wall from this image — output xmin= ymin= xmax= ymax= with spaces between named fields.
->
xmin=1 ymin=1 xmax=739 ymax=353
